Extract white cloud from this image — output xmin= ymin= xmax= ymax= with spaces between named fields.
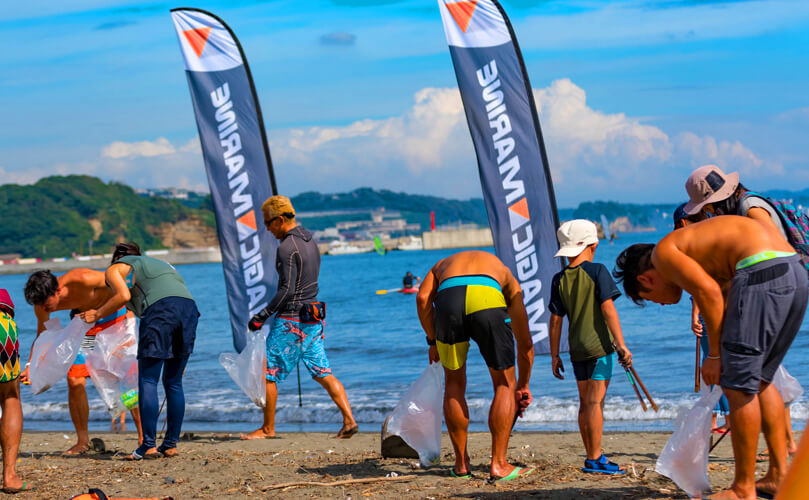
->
xmin=1 ymin=79 xmax=790 ymax=204
xmin=101 ymin=137 xmax=176 ymax=159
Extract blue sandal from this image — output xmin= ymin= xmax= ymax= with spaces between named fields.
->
xmin=582 ymin=454 xmax=625 ymax=474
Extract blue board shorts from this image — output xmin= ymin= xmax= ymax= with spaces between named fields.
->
xmin=266 ymin=316 xmax=332 ymax=383
xmin=572 ymin=353 xmax=614 ymax=381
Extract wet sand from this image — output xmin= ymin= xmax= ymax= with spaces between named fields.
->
xmin=11 ymin=429 xmax=780 ymax=499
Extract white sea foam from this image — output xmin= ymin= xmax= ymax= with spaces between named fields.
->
xmin=20 ymin=391 xmax=808 ymax=432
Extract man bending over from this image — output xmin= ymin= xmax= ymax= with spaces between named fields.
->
xmin=417 ymin=250 xmax=534 ymax=481
xmin=614 ymin=216 xmax=807 ymax=500
xmin=22 ymin=269 xmax=142 ymax=455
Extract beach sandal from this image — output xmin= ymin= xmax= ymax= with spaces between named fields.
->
xmin=757 ymin=449 xmax=795 ymax=462
xmin=712 ymin=427 xmax=730 ymax=435
xmin=157 ymin=445 xmax=178 ymax=458
xmin=582 ymin=454 xmax=626 ymax=475
xmin=450 ymin=469 xmax=472 ymax=479
xmin=335 ymin=424 xmax=359 ymax=439
xmin=62 ymin=444 xmax=91 ymax=456
xmin=490 ymin=466 xmax=533 ymax=482
xmin=756 ymin=487 xmax=775 ymax=500
xmin=126 ymin=448 xmax=161 ymax=461
xmin=2 ymin=481 xmax=35 ymax=494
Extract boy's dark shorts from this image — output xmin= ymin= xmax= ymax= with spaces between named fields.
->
xmin=721 ymin=254 xmax=808 ymax=394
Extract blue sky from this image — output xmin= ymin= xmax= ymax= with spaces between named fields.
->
xmin=1 ymin=0 xmax=808 ymax=207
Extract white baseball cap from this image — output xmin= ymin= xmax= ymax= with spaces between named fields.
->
xmin=554 ymin=219 xmax=599 ymax=258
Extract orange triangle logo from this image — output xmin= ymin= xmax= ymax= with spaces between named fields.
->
xmin=237 ymin=210 xmax=257 ymax=231
xmin=183 ymin=27 xmax=212 ymax=58
xmin=445 ymin=1 xmax=478 ymax=33
xmin=508 ymin=198 xmax=530 ymax=220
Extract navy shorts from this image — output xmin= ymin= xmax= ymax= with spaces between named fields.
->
xmin=138 ymin=297 xmax=199 ymax=359
xmin=720 ymin=254 xmax=808 ymax=394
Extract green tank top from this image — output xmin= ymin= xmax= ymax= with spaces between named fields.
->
xmin=118 ymin=255 xmax=193 ymax=317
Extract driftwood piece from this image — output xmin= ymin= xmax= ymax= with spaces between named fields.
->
xmin=263 ymin=475 xmax=415 ymax=491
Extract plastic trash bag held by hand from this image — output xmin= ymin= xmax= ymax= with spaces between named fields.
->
xmin=220 ymin=327 xmax=270 ymax=407
xmin=655 ymin=386 xmax=723 ymax=498
xmin=385 ymin=362 xmax=444 ymax=468
xmin=86 ymin=317 xmax=139 ymax=417
xmin=29 ymin=318 xmax=92 ymax=395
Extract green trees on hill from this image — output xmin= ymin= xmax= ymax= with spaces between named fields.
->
xmin=0 ymin=176 xmax=212 ymax=259
xmin=292 ymin=188 xmax=489 ymax=229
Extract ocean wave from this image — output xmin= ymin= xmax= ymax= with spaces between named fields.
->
xmin=21 ymin=391 xmax=808 ymax=430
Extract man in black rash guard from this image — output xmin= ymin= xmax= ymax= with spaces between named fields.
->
xmin=241 ymin=195 xmax=358 ymax=440
xmin=402 ymin=271 xmax=420 ymax=290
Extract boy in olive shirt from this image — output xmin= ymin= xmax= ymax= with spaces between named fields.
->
xmin=548 ymin=220 xmax=632 ymax=474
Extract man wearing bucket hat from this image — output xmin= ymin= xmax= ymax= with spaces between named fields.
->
xmin=0 ymin=289 xmax=29 ymax=493
xmin=548 ymin=220 xmax=632 ymax=475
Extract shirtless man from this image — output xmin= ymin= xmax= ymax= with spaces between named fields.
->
xmin=417 ymin=250 xmax=534 ymax=481
xmin=613 ymin=216 xmax=808 ymax=500
xmin=22 ymin=269 xmax=142 ymax=455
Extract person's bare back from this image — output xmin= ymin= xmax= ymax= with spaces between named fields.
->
xmin=655 ymin=215 xmax=793 ymax=290
xmin=53 ymin=268 xmax=112 ymax=313
xmin=428 ymin=251 xmax=520 ymax=301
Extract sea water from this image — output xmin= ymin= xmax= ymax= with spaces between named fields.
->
xmin=2 ymin=230 xmax=808 ymax=433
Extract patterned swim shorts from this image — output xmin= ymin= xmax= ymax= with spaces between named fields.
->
xmin=266 ymin=316 xmax=331 ymax=383
xmin=0 ymin=311 xmax=20 ymax=383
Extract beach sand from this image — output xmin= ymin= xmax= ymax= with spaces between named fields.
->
xmin=12 ymin=429 xmax=778 ymax=499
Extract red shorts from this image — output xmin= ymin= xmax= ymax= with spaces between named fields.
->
xmin=67 ymin=309 xmax=128 ymax=379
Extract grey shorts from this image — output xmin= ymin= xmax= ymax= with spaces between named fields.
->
xmin=720 ymin=254 xmax=808 ymax=394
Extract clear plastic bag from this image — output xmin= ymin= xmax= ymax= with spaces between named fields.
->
xmin=655 ymin=385 xmax=724 ymax=498
xmin=85 ymin=317 xmax=139 ymax=417
xmin=29 ymin=317 xmax=93 ymax=395
xmin=385 ymin=362 xmax=444 ymax=467
xmin=219 ymin=327 xmax=269 ymax=407
xmin=772 ymin=365 xmax=803 ymax=405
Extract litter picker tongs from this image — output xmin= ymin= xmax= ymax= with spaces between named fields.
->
xmin=625 ymin=365 xmax=658 ymax=412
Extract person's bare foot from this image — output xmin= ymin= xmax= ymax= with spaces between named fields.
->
xmin=490 ymin=463 xmax=532 ymax=480
xmin=706 ymin=487 xmax=753 ymax=500
xmin=63 ymin=442 xmax=90 ymax=455
xmin=2 ymin=473 xmax=24 ymax=492
xmin=755 ymin=477 xmax=780 ymax=498
xmin=454 ymin=455 xmax=472 ymax=476
xmin=335 ymin=423 xmax=358 ymax=439
xmin=240 ymin=428 xmax=275 ymax=440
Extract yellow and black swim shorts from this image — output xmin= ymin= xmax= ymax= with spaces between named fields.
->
xmin=433 ymin=275 xmax=515 ymax=371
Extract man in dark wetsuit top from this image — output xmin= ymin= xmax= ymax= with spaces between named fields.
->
xmin=417 ymin=250 xmax=534 ymax=481
xmin=614 ymin=216 xmax=808 ymax=500
xmin=402 ymin=271 xmax=420 ymax=290
xmin=242 ymin=195 xmax=358 ymax=440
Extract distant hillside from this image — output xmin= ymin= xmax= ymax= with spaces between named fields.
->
xmin=4 ymin=175 xmax=806 ymax=259
xmin=1 ymin=176 xmax=216 ymax=259
xmin=291 ymin=188 xmax=489 ymax=230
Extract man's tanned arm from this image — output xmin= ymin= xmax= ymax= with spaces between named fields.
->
xmin=416 ymin=266 xmax=440 ymax=363
xmin=81 ymin=264 xmax=131 ymax=323
xmin=653 ymin=240 xmax=724 ymax=384
xmin=502 ymin=270 xmax=534 ymax=411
